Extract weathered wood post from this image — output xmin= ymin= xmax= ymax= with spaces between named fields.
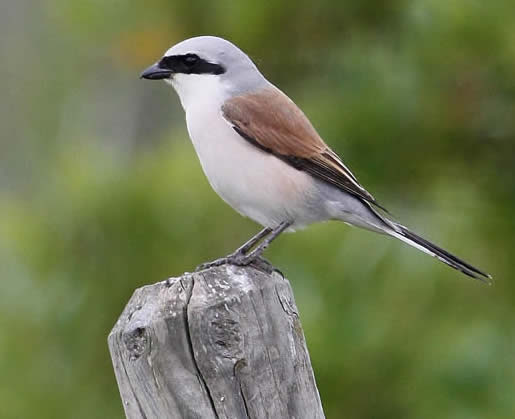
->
xmin=108 ymin=264 xmax=325 ymax=419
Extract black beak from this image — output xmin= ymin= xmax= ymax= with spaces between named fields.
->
xmin=140 ymin=63 xmax=173 ymax=80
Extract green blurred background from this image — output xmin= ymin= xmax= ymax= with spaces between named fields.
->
xmin=1 ymin=1 xmax=514 ymax=418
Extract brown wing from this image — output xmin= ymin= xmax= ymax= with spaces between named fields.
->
xmin=222 ymin=87 xmax=384 ymax=209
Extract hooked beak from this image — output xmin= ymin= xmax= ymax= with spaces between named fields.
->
xmin=140 ymin=63 xmax=173 ymax=80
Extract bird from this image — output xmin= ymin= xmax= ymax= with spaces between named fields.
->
xmin=140 ymin=35 xmax=491 ymax=282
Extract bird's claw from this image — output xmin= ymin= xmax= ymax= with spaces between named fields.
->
xmin=195 ymin=253 xmax=279 ymax=275
xmin=195 ymin=257 xmax=231 ymax=271
xmin=195 ymin=251 xmax=247 ymax=272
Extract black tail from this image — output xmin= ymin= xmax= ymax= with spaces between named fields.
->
xmin=391 ymin=224 xmax=492 ymax=282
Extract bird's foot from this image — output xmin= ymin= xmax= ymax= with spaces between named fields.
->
xmin=248 ymin=256 xmax=280 ymax=275
xmin=195 ymin=256 xmax=233 ymax=272
xmin=195 ymin=253 xmax=280 ymax=275
xmin=196 ymin=222 xmax=291 ymax=274
xmin=195 ymin=251 xmax=255 ymax=271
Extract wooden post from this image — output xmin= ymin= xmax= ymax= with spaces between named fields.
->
xmin=108 ymin=264 xmax=325 ymax=419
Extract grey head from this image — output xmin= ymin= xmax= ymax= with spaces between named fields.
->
xmin=141 ymin=36 xmax=269 ymax=98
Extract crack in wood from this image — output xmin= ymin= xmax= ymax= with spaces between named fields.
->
xmin=184 ymin=275 xmax=220 ymax=418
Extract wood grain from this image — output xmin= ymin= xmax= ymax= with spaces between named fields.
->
xmin=108 ymin=264 xmax=325 ymax=419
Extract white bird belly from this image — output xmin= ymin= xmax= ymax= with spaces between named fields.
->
xmin=185 ymin=105 xmax=323 ymax=229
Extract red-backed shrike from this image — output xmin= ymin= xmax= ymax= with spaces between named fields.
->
xmin=141 ymin=36 xmax=491 ymax=281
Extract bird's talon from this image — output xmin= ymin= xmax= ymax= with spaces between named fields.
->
xmin=195 ymin=257 xmax=229 ymax=271
xmin=226 ymin=253 xmax=252 ymax=266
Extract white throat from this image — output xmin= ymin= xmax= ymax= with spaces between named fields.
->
xmin=167 ymin=74 xmax=230 ymax=111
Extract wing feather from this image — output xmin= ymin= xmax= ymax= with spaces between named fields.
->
xmin=222 ymin=87 xmax=384 ymax=209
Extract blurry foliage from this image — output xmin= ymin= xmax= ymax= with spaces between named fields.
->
xmin=1 ymin=0 xmax=514 ymax=418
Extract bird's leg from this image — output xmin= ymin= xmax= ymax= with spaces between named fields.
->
xmin=230 ymin=226 xmax=273 ymax=256
xmin=195 ymin=222 xmax=291 ymax=272
xmin=195 ymin=226 xmax=273 ymax=271
xmin=237 ymin=221 xmax=292 ymax=264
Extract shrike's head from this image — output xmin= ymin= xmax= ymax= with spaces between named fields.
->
xmin=141 ymin=36 xmax=268 ymax=109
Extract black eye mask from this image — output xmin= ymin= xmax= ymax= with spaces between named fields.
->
xmin=158 ymin=54 xmax=226 ymax=75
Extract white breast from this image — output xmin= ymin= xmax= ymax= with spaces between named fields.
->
xmin=170 ymin=74 xmax=326 ymax=229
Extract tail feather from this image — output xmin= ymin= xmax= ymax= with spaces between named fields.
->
xmin=389 ymin=224 xmax=492 ymax=282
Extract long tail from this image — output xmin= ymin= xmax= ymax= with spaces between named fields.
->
xmin=388 ymin=223 xmax=492 ymax=282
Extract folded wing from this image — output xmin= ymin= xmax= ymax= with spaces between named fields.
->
xmin=222 ymin=87 xmax=385 ymax=210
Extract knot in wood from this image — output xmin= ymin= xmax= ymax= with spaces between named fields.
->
xmin=123 ymin=326 xmax=149 ymax=361
xmin=207 ymin=309 xmax=243 ymax=359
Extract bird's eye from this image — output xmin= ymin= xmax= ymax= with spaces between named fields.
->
xmin=183 ymin=54 xmax=199 ymax=67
